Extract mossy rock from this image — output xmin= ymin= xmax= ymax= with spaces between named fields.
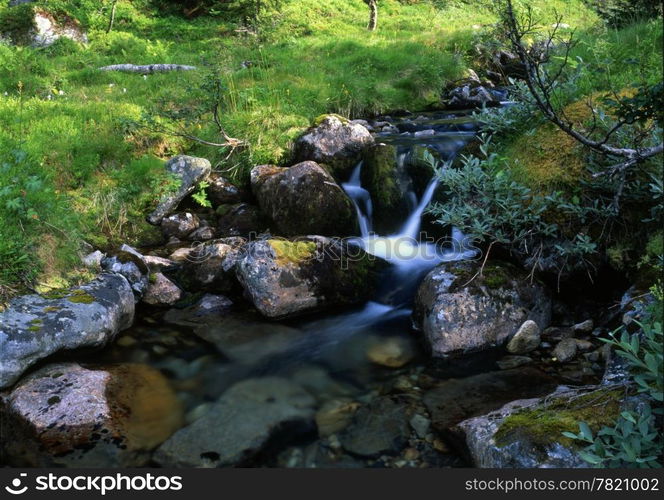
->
xmin=313 ymin=113 xmax=349 ymax=126
xmin=268 ymin=239 xmax=317 ymax=266
xmin=361 ymin=143 xmax=411 ymax=234
xmin=494 ymin=388 xmax=624 ymax=450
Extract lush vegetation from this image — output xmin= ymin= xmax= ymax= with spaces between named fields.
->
xmin=0 ymin=0 xmax=599 ymax=297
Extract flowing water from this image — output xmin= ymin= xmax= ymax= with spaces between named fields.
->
xmin=92 ymin=108 xmax=484 ymax=463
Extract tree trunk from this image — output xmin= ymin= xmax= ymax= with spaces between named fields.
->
xmin=107 ymin=0 xmax=118 ymax=34
xmin=367 ymin=0 xmax=378 ymax=31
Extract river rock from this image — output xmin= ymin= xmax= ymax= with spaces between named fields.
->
xmin=360 ymin=143 xmax=413 ymax=234
xmin=206 ymin=173 xmax=246 ymax=206
xmin=0 ymin=274 xmax=134 ymax=389
xmin=292 ymin=115 xmax=374 ymax=179
xmin=339 ymin=395 xmax=412 ymax=458
xmin=235 ymin=238 xmax=382 ymax=319
xmin=366 ymin=336 xmax=416 ymax=368
xmin=250 ymin=162 xmax=357 ymax=237
xmin=153 ymin=377 xmax=316 ymax=467
xmin=449 ymin=385 xmax=635 ymax=468
xmin=496 ymin=355 xmax=533 ymax=370
xmin=573 ymin=319 xmax=594 ymax=333
xmin=1 ymin=3 xmax=88 ymax=47
xmin=216 ymin=203 xmax=266 ymax=237
xmin=142 ymin=272 xmax=182 ymax=306
xmin=315 ymin=398 xmax=360 ymax=436
xmin=146 ymin=156 xmax=211 ymax=225
xmin=506 ymin=319 xmax=541 ymax=354
xmin=160 ymin=212 xmax=200 ymax=239
xmin=101 ymin=249 xmax=149 ymax=299
xmin=187 ymin=224 xmax=215 ymax=242
xmin=553 ymin=338 xmax=578 ymax=362
xmin=82 ymin=250 xmax=104 ymax=270
xmin=0 ymin=363 xmax=182 ymax=467
xmin=173 ymin=237 xmax=246 ymax=292
xmin=412 ymin=261 xmax=552 ymax=357
xmin=446 ymin=85 xmax=500 ymax=109
xmin=422 ymin=368 xmax=556 ymax=432
xmin=163 ymin=294 xmax=233 ymax=326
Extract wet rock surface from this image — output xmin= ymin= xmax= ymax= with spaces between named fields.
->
xmin=413 ymin=261 xmax=552 ymax=357
xmin=0 ymin=274 xmax=135 ymax=389
xmin=154 ymin=377 xmax=316 ymax=467
xmin=0 ymin=362 xmax=182 ymax=467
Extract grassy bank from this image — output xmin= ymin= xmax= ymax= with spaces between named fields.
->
xmin=0 ymin=0 xmax=601 ymax=296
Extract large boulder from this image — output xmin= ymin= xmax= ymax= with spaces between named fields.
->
xmin=0 ymin=4 xmax=88 ymax=47
xmin=0 ymin=363 xmax=183 ymax=467
xmin=0 ymin=274 xmax=134 ymax=389
xmin=206 ymin=173 xmax=247 ymax=206
xmin=216 ymin=203 xmax=267 ymax=237
xmin=413 ymin=261 xmax=552 ymax=357
xmin=251 ymin=162 xmax=357 ymax=237
xmin=235 ymin=237 xmax=383 ymax=319
xmin=449 ymin=385 xmax=633 ymax=468
xmin=153 ymin=377 xmax=316 ymax=467
xmin=146 ymin=155 xmax=211 ymax=225
xmin=292 ymin=115 xmax=375 ymax=179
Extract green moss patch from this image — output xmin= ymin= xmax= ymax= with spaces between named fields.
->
xmin=268 ymin=239 xmax=317 ymax=266
xmin=67 ymin=288 xmax=95 ymax=304
xmin=495 ymin=388 xmax=624 ymax=450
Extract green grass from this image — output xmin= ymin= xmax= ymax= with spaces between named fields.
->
xmin=0 ymin=0 xmax=612 ymax=295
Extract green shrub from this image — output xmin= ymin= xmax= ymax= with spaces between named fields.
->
xmin=584 ymin=0 xmax=663 ymax=27
xmin=564 ymin=287 xmax=663 ymax=467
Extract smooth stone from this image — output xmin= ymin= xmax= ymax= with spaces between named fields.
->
xmin=553 ymin=338 xmax=578 ymax=362
xmin=496 ymin=355 xmax=533 ymax=370
xmin=506 ymin=319 xmax=541 ymax=354
xmin=366 ymin=336 xmax=415 ymax=368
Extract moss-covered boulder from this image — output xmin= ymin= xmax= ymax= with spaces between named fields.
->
xmin=236 ymin=237 xmax=385 ymax=319
xmin=250 ymin=161 xmax=357 ymax=237
xmin=0 ymin=274 xmax=135 ymax=389
xmin=292 ymin=115 xmax=375 ymax=179
xmin=0 ymin=362 xmax=182 ymax=467
xmin=0 ymin=3 xmax=87 ymax=47
xmin=360 ymin=143 xmax=412 ymax=234
xmin=451 ymin=386 xmax=637 ymax=468
xmin=412 ymin=260 xmax=552 ymax=357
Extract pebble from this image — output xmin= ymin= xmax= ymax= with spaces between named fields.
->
xmin=573 ymin=319 xmax=594 ymax=333
xmin=553 ymin=338 xmax=577 ymax=362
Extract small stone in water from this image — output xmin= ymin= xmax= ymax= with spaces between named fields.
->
xmin=410 ymin=414 xmax=431 ymax=438
xmin=366 ymin=336 xmax=415 ymax=368
xmin=496 ymin=355 xmax=533 ymax=370
xmin=506 ymin=320 xmax=540 ymax=354
xmin=573 ymin=319 xmax=594 ymax=333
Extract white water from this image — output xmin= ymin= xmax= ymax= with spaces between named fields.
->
xmin=343 ymin=161 xmax=475 ymax=273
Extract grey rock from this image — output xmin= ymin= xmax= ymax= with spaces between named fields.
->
xmin=496 ymin=355 xmax=533 ymax=370
xmin=216 ymin=203 xmax=266 ymax=237
xmin=101 ymin=252 xmax=149 ymax=300
xmin=452 ymin=394 xmax=587 ymax=468
xmin=413 ymin=261 xmax=552 ymax=357
xmin=206 ymin=173 xmax=246 ymax=206
xmin=153 ymin=377 xmax=316 ymax=467
xmin=339 ymin=395 xmax=412 ymax=458
xmin=250 ymin=162 xmax=357 ymax=237
xmin=542 ymin=326 xmax=574 ymax=341
xmin=147 ymin=156 xmax=211 ymax=225
xmin=573 ymin=319 xmax=594 ymax=333
xmin=161 ymin=212 xmax=200 ymax=239
xmin=163 ymin=294 xmax=233 ymax=327
xmin=142 ymin=272 xmax=182 ymax=306
xmin=235 ymin=238 xmax=382 ymax=319
xmin=187 ymin=225 xmax=215 ymax=242
xmin=292 ymin=115 xmax=374 ymax=179
xmin=506 ymin=319 xmax=541 ymax=354
xmin=2 ymin=6 xmax=88 ymax=47
xmin=0 ymin=274 xmax=134 ymax=389
xmin=174 ymin=237 xmax=246 ymax=292
xmin=409 ymin=414 xmax=431 ymax=439
xmin=82 ymin=250 xmax=104 ymax=270
xmin=0 ymin=362 xmax=182 ymax=467
xmin=553 ymin=338 xmax=577 ymax=362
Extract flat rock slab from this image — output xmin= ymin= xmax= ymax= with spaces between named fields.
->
xmin=0 ymin=274 xmax=134 ymax=389
xmin=154 ymin=377 xmax=316 ymax=467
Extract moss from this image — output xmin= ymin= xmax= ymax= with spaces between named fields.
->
xmin=42 ymin=289 xmax=70 ymax=300
xmin=47 ymin=395 xmax=61 ymax=405
xmin=313 ymin=113 xmax=349 ymax=126
xmin=149 ymin=273 xmax=158 ymax=284
xmin=28 ymin=318 xmax=43 ymax=331
xmin=43 ymin=306 xmax=61 ymax=313
xmin=268 ymin=239 xmax=317 ymax=266
xmin=67 ymin=288 xmax=95 ymax=304
xmin=481 ymin=264 xmax=513 ymax=290
xmin=495 ymin=388 xmax=624 ymax=450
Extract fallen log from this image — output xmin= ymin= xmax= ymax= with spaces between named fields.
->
xmin=98 ymin=64 xmax=197 ymax=74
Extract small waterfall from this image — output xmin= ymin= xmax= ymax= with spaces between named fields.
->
xmin=342 ymin=161 xmax=373 ymax=238
xmin=399 ymin=177 xmax=439 ymax=241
